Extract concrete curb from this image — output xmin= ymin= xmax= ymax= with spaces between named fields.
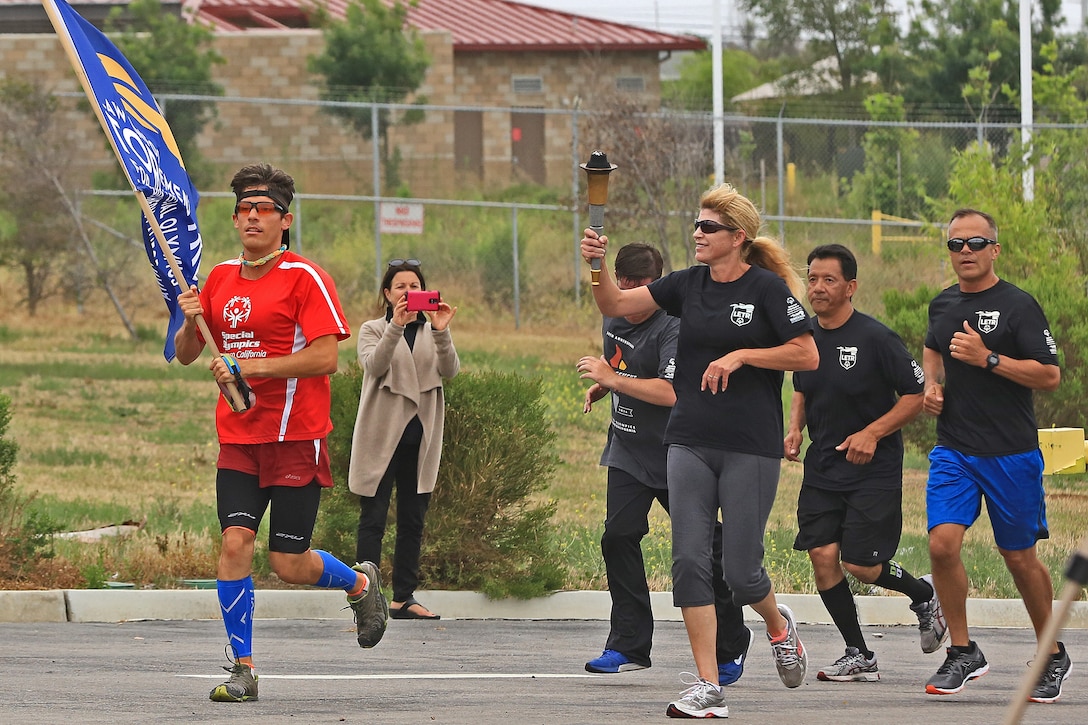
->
xmin=3 ymin=588 xmax=1088 ymax=626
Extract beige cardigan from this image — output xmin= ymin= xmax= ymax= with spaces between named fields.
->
xmin=347 ymin=316 xmax=460 ymax=497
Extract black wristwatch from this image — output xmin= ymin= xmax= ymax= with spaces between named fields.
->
xmin=985 ymin=351 xmax=1000 ymax=371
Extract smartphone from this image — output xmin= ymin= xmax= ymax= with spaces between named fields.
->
xmin=405 ymin=290 xmax=441 ymax=312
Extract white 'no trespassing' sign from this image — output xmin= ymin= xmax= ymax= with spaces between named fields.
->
xmin=379 ymin=202 xmax=424 ymax=234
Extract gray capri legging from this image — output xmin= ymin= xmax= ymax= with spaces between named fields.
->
xmin=667 ymin=444 xmax=780 ymax=608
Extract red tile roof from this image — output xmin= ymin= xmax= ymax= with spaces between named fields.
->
xmin=188 ymin=0 xmax=705 ymax=52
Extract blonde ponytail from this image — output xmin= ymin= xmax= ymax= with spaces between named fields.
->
xmin=743 ymin=237 xmax=805 ymax=299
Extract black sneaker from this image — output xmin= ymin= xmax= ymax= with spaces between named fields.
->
xmin=925 ymin=642 xmax=989 ymax=695
xmin=1029 ymin=641 xmax=1072 ymax=703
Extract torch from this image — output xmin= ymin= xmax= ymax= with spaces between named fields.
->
xmin=580 ymin=151 xmax=618 ymax=286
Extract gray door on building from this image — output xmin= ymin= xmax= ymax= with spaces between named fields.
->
xmin=454 ymin=110 xmax=483 ymax=180
xmin=510 ymin=110 xmax=545 ymax=184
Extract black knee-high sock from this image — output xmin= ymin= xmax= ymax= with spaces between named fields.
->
xmin=819 ymin=578 xmax=870 ymax=657
xmin=872 ymin=560 xmax=932 ymax=605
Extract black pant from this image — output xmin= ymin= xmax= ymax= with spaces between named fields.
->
xmin=602 ymin=468 xmax=749 ymax=667
xmin=355 ymin=437 xmax=432 ymax=602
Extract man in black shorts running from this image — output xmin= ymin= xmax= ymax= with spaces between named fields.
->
xmin=785 ymin=243 xmax=941 ymax=682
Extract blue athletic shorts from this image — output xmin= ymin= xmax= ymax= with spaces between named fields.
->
xmin=926 ymin=445 xmax=1049 ymax=551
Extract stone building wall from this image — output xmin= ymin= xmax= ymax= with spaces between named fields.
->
xmin=0 ymin=28 xmax=660 ymax=195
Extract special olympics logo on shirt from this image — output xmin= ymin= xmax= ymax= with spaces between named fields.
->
xmin=730 ymin=303 xmax=754 ymax=326
xmin=976 ymin=310 xmax=1000 ymax=333
xmin=223 ymin=296 xmax=252 ymax=329
xmin=838 ymin=346 xmax=857 ymax=370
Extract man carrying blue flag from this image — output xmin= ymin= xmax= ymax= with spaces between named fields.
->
xmin=175 ymin=163 xmax=389 ymax=702
xmin=42 ymin=1 xmax=389 ymax=702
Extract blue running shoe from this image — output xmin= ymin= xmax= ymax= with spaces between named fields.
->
xmin=719 ymin=626 xmax=754 ymax=686
xmin=586 ymin=649 xmax=648 ymax=673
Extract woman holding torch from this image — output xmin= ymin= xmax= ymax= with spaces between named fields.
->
xmin=581 ymin=182 xmax=817 ymax=719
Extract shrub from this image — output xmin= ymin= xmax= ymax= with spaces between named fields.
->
xmin=0 ymin=394 xmax=62 ymax=585
xmin=317 ymin=365 xmax=564 ymax=598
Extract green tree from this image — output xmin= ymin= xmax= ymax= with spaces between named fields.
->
xmin=662 ymin=48 xmax=770 ymax=111
xmin=308 ymin=0 xmax=430 ymax=190
xmin=739 ymin=0 xmax=895 ymax=93
xmin=844 ymin=93 xmax=927 ymax=218
xmin=106 ymin=0 xmax=224 ymax=187
xmin=1023 ymin=41 xmax=1088 ymax=270
xmin=900 ymin=0 xmax=1062 ymax=119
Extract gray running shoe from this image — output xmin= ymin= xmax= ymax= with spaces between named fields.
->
xmin=911 ymin=574 xmax=948 ymax=654
xmin=348 ymin=561 xmax=389 ymax=648
xmin=817 ymin=646 xmax=880 ymax=682
xmin=209 ymin=647 xmax=258 ymax=702
xmin=1028 ymin=641 xmax=1072 ymax=703
xmin=769 ymin=603 xmax=807 ymax=688
xmin=666 ymin=672 xmax=729 ymax=718
xmin=926 ymin=643 xmax=989 ymax=695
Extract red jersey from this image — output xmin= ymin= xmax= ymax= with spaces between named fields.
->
xmin=198 ymin=251 xmax=350 ymax=444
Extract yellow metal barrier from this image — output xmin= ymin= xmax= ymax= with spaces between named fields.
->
xmin=1039 ymin=427 xmax=1087 ymax=475
xmin=871 ymin=210 xmax=936 ymax=255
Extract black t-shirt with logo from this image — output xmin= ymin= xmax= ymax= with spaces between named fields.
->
xmin=648 ymin=264 xmax=812 ymax=459
xmin=924 ymin=279 xmax=1059 ymax=456
xmin=599 ymin=309 xmax=678 ymax=489
xmin=793 ymin=311 xmax=925 ymax=490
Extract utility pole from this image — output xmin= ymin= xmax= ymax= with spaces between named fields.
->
xmin=712 ymin=0 xmax=724 ymax=185
xmin=1020 ymin=0 xmax=1034 ymax=201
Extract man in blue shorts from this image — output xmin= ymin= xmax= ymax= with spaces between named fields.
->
xmin=786 ymin=244 xmax=939 ymax=683
xmin=922 ymin=208 xmax=1069 ymax=702
xmin=578 ymin=243 xmax=754 ymax=686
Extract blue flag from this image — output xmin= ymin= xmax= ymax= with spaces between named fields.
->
xmin=43 ymin=0 xmax=202 ymax=361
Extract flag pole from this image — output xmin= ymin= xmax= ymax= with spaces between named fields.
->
xmin=41 ymin=0 xmax=245 ymax=411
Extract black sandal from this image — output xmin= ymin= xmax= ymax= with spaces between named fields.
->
xmin=390 ymin=596 xmax=441 ymax=620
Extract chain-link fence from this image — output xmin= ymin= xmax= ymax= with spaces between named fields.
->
xmin=56 ymin=93 xmax=1088 ymax=323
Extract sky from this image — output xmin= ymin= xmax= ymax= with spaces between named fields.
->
xmin=515 ymin=0 xmax=1088 ymax=41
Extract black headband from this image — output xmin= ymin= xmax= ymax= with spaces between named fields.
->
xmin=237 ymin=188 xmax=290 ymax=209
xmin=237 ymin=188 xmax=291 ymax=248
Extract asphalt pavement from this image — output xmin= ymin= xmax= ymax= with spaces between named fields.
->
xmin=2 ymin=612 xmax=1085 ymax=724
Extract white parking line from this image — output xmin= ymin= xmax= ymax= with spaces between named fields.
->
xmin=182 ymin=673 xmax=598 ymax=680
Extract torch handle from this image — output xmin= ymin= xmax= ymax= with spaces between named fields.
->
xmin=588 ymin=204 xmax=605 ymax=285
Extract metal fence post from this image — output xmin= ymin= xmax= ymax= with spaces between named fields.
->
xmin=372 ymin=103 xmax=382 ymax=289
xmin=571 ymin=104 xmax=581 ymax=305
xmin=512 ymin=206 xmax=521 ymax=329
xmin=777 ymin=104 xmax=786 ymax=242
xmin=293 ymin=196 xmax=302 ymax=254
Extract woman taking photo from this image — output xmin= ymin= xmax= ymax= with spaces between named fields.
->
xmin=348 ymin=259 xmax=459 ymax=621
xmin=580 ymin=183 xmax=817 ymax=719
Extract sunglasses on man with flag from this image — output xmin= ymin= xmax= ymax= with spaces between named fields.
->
xmin=40 ymin=0 xmax=247 ymax=411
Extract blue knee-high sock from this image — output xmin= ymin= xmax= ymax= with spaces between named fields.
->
xmin=314 ymin=550 xmax=363 ymax=591
xmin=218 ymin=575 xmax=255 ymax=659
